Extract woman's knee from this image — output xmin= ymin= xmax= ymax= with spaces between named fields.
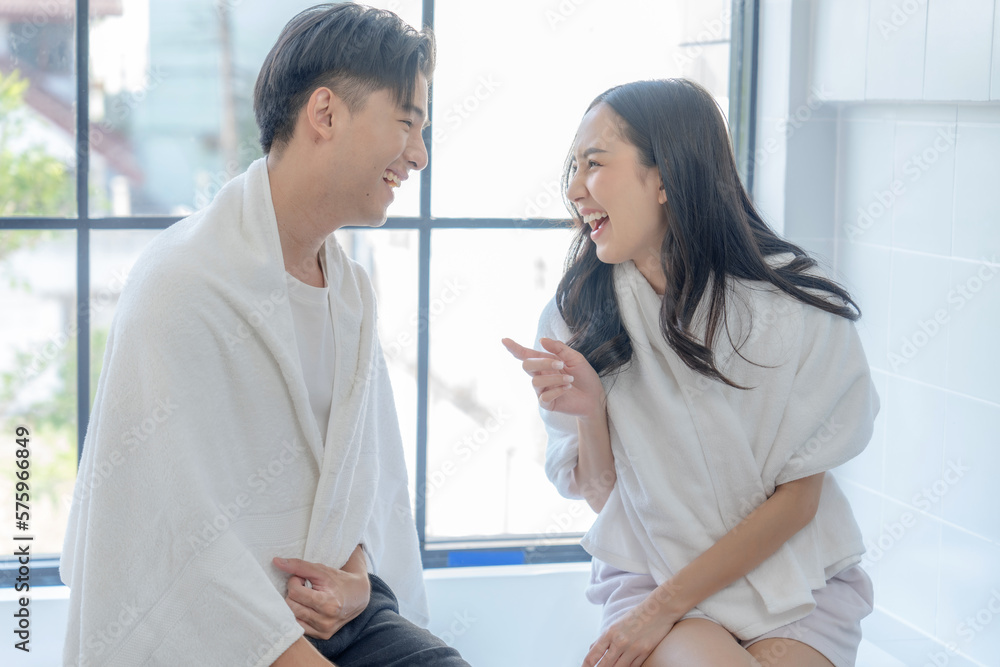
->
xmin=745 ymin=637 xmax=834 ymax=667
xmin=643 ymin=618 xmax=760 ymax=667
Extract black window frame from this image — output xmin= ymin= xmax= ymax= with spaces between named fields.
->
xmin=0 ymin=0 xmax=759 ymax=587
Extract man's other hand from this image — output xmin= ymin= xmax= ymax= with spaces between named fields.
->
xmin=273 ymin=545 xmax=371 ymax=640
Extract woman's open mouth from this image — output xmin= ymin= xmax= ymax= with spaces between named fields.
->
xmin=584 ymin=211 xmax=609 ymax=239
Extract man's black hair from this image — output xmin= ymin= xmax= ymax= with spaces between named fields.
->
xmin=253 ymin=3 xmax=435 ymax=154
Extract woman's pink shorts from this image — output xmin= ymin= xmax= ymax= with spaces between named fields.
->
xmin=587 ymin=559 xmax=874 ymax=667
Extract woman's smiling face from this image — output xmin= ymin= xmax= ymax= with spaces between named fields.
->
xmin=567 ymin=103 xmax=669 ymax=270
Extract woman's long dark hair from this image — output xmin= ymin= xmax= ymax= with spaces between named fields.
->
xmin=556 ymin=79 xmax=859 ymax=388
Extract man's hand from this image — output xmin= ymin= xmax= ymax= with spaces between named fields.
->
xmin=273 ymin=545 xmax=371 ymax=640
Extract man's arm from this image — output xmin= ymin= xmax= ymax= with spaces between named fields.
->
xmin=272 ymin=636 xmax=335 ymax=666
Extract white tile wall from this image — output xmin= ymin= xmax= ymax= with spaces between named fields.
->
xmin=784 ymin=116 xmax=837 ymax=239
xmin=934 ymin=527 xmax=1000 ymax=663
xmin=952 ymin=113 xmax=1000 ymax=260
xmin=886 ymin=250 xmax=952 ymax=386
xmin=843 ymin=481 xmax=884 ymax=582
xmin=945 ymin=257 xmax=1000 ymax=404
xmin=823 ymin=100 xmax=999 ymax=667
xmin=923 ymin=0 xmax=995 ymax=101
xmin=810 ymin=0 xmax=870 ymax=100
xmin=838 ymin=245 xmax=893 ymax=373
xmin=883 ymin=377 xmax=948 ymax=513
xmin=941 ymin=394 xmax=1000 ymax=544
xmin=891 ymin=118 xmax=957 ymax=255
xmin=832 ymin=105 xmax=1000 ymax=664
xmin=754 ymin=138 xmax=789 ymax=234
xmin=865 ymin=0 xmax=928 ymax=99
xmin=837 ymin=115 xmax=896 ymax=248
xmin=875 ymin=498 xmax=942 ymax=634
xmin=812 ymin=0 xmax=1000 ymax=103
xmin=761 ymin=0 xmax=1000 ymax=662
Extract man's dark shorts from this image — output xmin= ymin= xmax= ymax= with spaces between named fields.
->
xmin=306 ymin=573 xmax=471 ymax=666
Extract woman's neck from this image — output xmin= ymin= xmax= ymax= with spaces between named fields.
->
xmin=634 ymin=256 xmax=667 ymax=296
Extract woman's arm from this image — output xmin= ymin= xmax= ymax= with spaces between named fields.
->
xmin=582 ymin=472 xmax=827 ymax=667
xmin=648 ymin=472 xmax=825 ymax=619
xmin=573 ymin=408 xmax=616 ymax=512
xmin=503 ymin=336 xmax=615 ymax=511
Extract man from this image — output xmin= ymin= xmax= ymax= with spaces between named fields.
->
xmin=60 ymin=5 xmax=468 ymax=666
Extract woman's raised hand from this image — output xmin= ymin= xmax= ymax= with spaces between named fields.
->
xmin=502 ymin=337 xmax=606 ymax=419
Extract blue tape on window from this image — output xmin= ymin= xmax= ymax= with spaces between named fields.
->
xmin=447 ymin=550 xmax=526 ymax=567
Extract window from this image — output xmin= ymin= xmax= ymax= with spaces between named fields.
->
xmin=0 ymin=0 xmax=755 ymax=584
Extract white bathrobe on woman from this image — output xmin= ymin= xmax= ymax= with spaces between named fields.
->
xmin=539 ymin=258 xmax=878 ymax=640
xmin=60 ymin=158 xmax=426 ymax=666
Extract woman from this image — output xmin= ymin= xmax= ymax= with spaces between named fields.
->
xmin=503 ymin=79 xmax=878 ymax=667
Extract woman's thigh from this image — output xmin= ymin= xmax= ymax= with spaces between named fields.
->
xmin=745 ymin=638 xmax=835 ymax=667
xmin=643 ymin=618 xmax=761 ymax=667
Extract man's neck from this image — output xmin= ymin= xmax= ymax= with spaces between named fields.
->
xmin=278 ymin=220 xmax=326 ymax=288
xmin=267 ymin=151 xmax=332 ymax=288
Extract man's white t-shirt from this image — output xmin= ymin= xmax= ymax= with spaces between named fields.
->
xmin=285 ymin=255 xmax=335 ymax=442
xmin=285 ymin=253 xmax=376 ymax=570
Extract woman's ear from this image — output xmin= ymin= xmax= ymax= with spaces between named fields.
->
xmin=657 ymin=184 xmax=668 ymax=205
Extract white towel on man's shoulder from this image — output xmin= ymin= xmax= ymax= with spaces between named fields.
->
xmin=60 ymin=157 xmax=426 ymax=667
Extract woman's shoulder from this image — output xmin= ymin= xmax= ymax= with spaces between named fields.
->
xmin=730 ymin=252 xmax=848 ymax=318
xmin=763 ymin=251 xmax=798 ymax=270
xmin=731 ymin=253 xmax=861 ymax=361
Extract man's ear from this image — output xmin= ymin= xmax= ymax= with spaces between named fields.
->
xmin=303 ymin=86 xmax=342 ymax=142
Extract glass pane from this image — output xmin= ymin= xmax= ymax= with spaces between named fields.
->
xmin=425 ymin=228 xmax=594 ymax=541
xmin=370 ymin=0 xmax=421 ymax=29
xmin=0 ymin=3 xmax=76 ymax=216
xmin=88 ymin=0 xmax=423 ymax=217
xmin=431 ymin=0 xmax=732 ymax=218
xmin=679 ymin=0 xmax=735 ymax=107
xmin=89 ymin=229 xmax=163 ymax=405
xmin=339 ymin=228 xmax=419 ymax=513
xmin=0 ymin=230 xmax=77 ymax=557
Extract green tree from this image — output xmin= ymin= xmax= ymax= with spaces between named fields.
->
xmin=1 ymin=69 xmax=99 ymax=555
xmin=0 ymin=69 xmax=75 ymax=217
